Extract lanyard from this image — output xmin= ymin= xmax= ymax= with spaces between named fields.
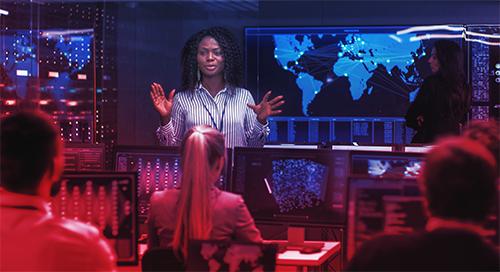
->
xmin=200 ymin=93 xmax=229 ymax=132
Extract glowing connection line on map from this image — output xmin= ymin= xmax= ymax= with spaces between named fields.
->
xmin=410 ymin=34 xmax=463 ymax=41
xmin=263 ymin=178 xmax=272 ymax=194
xmin=463 ymin=37 xmax=500 ymax=46
xmin=389 ymin=35 xmax=402 ymax=43
xmin=397 ymin=25 xmax=500 ymax=46
xmin=396 ymin=25 xmax=464 ymax=35
xmin=411 ymin=33 xmax=500 ymax=46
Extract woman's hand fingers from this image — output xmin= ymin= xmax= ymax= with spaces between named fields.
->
xmin=167 ymin=89 xmax=176 ymax=102
xmin=271 ymin=100 xmax=285 ymax=109
xmin=268 ymin=95 xmax=283 ymax=105
xmin=260 ymin=91 xmax=272 ymax=103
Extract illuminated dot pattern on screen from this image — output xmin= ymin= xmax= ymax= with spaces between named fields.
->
xmin=271 ymin=159 xmax=328 ymax=213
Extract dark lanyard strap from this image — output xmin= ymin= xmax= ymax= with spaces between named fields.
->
xmin=200 ymin=93 xmax=229 ymax=132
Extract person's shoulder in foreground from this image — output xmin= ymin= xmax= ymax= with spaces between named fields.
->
xmin=346 ymin=229 xmax=499 ymax=271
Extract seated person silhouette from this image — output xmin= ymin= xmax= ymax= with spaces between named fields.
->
xmin=463 ymin=119 xmax=499 ymax=171
xmin=147 ymin=125 xmax=262 ymax=265
xmin=0 ymin=111 xmax=116 ymax=271
xmin=347 ymin=137 xmax=499 ymax=271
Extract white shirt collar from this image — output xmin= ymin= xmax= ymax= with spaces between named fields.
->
xmin=196 ymin=83 xmax=233 ymax=97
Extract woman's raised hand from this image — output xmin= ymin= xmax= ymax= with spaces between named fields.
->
xmin=150 ymin=82 xmax=175 ymax=124
xmin=247 ymin=91 xmax=285 ymax=124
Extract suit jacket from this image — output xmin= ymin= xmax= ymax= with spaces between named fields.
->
xmin=147 ymin=187 xmax=262 ymax=249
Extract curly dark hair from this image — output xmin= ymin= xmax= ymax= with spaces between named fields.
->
xmin=180 ymin=26 xmax=243 ymax=91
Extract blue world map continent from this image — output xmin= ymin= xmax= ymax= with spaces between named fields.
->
xmin=273 ymin=33 xmax=424 ymax=116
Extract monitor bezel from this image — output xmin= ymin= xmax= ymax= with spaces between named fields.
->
xmin=59 ymin=171 xmax=139 ymax=266
xmin=231 ymin=146 xmax=349 ymax=227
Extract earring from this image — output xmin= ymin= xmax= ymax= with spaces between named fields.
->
xmin=197 ymin=68 xmax=201 ymax=82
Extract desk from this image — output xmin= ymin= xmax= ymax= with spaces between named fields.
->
xmin=120 ymin=241 xmax=340 ymax=272
xmin=268 ymin=241 xmax=341 ymax=271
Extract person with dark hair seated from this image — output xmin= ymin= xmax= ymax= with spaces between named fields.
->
xmin=347 ymin=137 xmax=499 ymax=271
xmin=0 ymin=111 xmax=116 ymax=271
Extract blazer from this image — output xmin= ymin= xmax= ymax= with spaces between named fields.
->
xmin=147 ymin=187 xmax=262 ymax=249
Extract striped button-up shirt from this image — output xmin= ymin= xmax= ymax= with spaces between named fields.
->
xmin=156 ymin=84 xmax=269 ymax=148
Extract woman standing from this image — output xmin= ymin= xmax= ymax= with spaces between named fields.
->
xmin=150 ymin=27 xmax=284 ymax=147
xmin=405 ymin=40 xmax=470 ymax=143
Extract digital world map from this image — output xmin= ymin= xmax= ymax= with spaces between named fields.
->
xmin=244 ymin=27 xmax=449 ymax=118
xmin=1 ymin=30 xmax=93 ymax=98
xmin=0 ymin=29 xmax=94 ymax=120
xmin=272 ymin=33 xmax=426 ymax=116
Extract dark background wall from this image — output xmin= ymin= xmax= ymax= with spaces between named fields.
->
xmin=116 ymin=0 xmax=500 ymax=145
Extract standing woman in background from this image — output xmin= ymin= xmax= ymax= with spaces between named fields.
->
xmin=150 ymin=26 xmax=284 ymax=148
xmin=405 ymin=40 xmax=471 ymax=143
xmin=147 ymin=125 xmax=262 ymax=258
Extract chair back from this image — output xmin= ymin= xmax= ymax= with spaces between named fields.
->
xmin=186 ymin=240 xmax=278 ymax=271
xmin=141 ymin=247 xmax=184 ymax=271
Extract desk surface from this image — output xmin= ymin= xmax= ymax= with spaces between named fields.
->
xmin=120 ymin=241 xmax=341 ymax=270
xmin=267 ymin=240 xmax=341 ymax=267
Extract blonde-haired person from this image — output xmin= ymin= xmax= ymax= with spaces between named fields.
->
xmin=147 ymin=125 xmax=262 ymax=258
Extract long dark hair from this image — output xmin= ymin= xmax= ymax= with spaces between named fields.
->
xmin=180 ymin=27 xmax=243 ymax=91
xmin=433 ymin=40 xmax=470 ymax=121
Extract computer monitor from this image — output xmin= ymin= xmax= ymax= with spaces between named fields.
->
xmin=245 ymin=25 xmax=464 ymax=145
xmin=346 ymin=177 xmax=425 ymax=260
xmin=346 ymin=176 xmax=499 ymax=260
xmin=114 ymin=145 xmax=231 ymax=221
xmin=64 ymin=143 xmax=105 ymax=171
xmin=350 ymin=151 xmax=424 ymax=178
xmin=466 ymin=25 xmax=500 ymax=120
xmin=51 ymin=171 xmax=138 ymax=265
xmin=187 ymin=240 xmax=278 ymax=272
xmin=231 ymin=147 xmax=350 ymax=248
